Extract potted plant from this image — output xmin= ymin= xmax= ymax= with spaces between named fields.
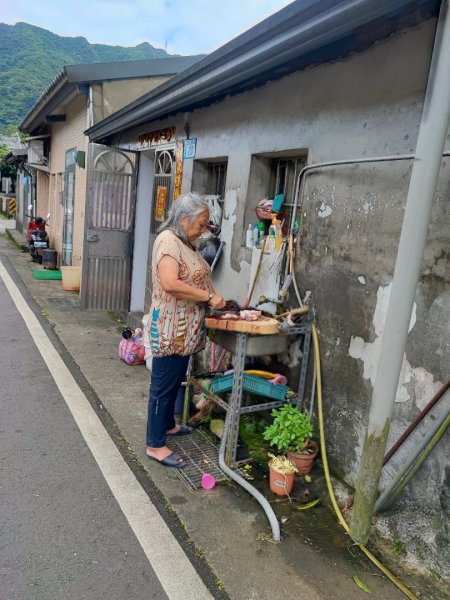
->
xmin=263 ymin=404 xmax=318 ymax=475
xmin=267 ymin=453 xmax=297 ymax=496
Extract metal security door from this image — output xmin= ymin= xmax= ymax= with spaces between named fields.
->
xmin=81 ymin=143 xmax=136 ymax=310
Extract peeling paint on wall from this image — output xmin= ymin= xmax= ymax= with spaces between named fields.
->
xmin=303 ymin=290 xmax=312 ymax=304
xmin=318 ymin=201 xmax=332 ymax=218
xmin=215 ymin=188 xmax=250 ymax=300
xmin=348 ymin=283 xmax=440 ymax=405
xmin=358 ymin=275 xmax=366 ymax=285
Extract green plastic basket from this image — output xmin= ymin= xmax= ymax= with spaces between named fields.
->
xmin=32 ymin=269 xmax=62 ymax=280
xmin=211 ymin=373 xmax=288 ymax=400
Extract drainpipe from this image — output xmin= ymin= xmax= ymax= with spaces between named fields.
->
xmin=349 ymin=0 xmax=450 ymax=544
xmin=88 ymin=84 xmax=94 ymax=129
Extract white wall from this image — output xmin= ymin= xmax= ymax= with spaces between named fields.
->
xmin=130 ymin=150 xmax=154 ymax=311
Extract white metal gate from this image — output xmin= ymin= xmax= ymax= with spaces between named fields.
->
xmin=80 ymin=143 xmax=136 ymax=310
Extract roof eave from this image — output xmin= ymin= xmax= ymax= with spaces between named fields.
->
xmin=20 ymin=70 xmax=71 ymax=133
xmin=86 ymin=0 xmax=438 ymax=142
xmin=19 ymin=56 xmax=205 ymax=133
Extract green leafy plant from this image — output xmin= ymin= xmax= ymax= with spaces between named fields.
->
xmin=263 ymin=404 xmax=313 ymax=454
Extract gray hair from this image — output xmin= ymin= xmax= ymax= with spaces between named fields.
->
xmin=158 ymin=192 xmax=210 ymax=243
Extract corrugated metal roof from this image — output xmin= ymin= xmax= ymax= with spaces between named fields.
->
xmin=63 ymin=56 xmax=204 ymax=83
xmin=86 ymin=0 xmax=441 ymax=143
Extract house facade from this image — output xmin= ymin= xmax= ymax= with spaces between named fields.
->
xmin=18 ymin=56 xmax=202 ymax=307
xmin=86 ymin=0 xmax=449 ymax=583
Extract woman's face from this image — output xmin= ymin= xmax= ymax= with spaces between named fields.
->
xmin=182 ymin=209 xmax=210 ymax=241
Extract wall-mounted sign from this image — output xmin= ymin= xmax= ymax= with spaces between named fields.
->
xmin=183 ymin=138 xmax=197 ymax=159
xmin=155 ymin=186 xmax=168 ymax=222
xmin=139 ymin=127 xmax=176 ymax=148
xmin=174 ymin=140 xmax=184 ymax=200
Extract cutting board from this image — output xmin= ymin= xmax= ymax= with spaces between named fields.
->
xmin=205 ymin=315 xmax=279 ymax=335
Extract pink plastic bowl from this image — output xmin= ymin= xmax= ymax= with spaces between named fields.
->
xmin=201 ymin=473 xmax=216 ymax=490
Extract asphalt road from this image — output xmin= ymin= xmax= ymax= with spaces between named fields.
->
xmin=0 ymin=268 xmax=170 ymax=600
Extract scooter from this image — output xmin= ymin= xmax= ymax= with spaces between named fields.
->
xmin=26 ymin=206 xmax=51 ymax=263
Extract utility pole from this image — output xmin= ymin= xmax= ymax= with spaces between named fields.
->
xmin=350 ymin=0 xmax=450 ymax=544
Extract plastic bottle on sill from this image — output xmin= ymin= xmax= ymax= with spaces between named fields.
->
xmin=268 ymin=220 xmax=277 ymax=252
xmin=245 ymin=224 xmax=254 ymax=249
xmin=275 ymin=219 xmax=283 ymax=251
xmin=253 ymin=223 xmax=259 ymax=243
xmin=268 ymin=215 xmax=282 ymax=252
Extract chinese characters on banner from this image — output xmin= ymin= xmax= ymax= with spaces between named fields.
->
xmin=155 ymin=186 xmax=168 ymax=222
xmin=139 ymin=127 xmax=175 ymax=148
xmin=174 ymin=140 xmax=184 ymax=200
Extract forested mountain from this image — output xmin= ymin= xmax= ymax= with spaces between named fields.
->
xmin=0 ymin=22 xmax=171 ymax=131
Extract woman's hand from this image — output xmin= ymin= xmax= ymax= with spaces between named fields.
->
xmin=208 ymin=293 xmax=226 ymax=309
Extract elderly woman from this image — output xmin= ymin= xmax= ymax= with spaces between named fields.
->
xmin=146 ymin=192 xmax=226 ymax=468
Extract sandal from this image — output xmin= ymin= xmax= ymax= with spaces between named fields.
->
xmin=147 ymin=451 xmax=186 ymax=468
xmin=167 ymin=425 xmax=193 ymax=436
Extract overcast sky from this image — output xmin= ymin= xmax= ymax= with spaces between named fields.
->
xmin=2 ymin=0 xmax=293 ymax=55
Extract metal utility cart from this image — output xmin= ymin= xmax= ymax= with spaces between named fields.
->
xmin=189 ymin=313 xmax=312 ymax=541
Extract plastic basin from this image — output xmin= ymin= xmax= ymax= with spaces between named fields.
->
xmin=61 ymin=266 xmax=81 ymax=292
xmin=211 ymin=329 xmax=289 ymax=357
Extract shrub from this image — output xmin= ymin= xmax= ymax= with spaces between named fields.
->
xmin=263 ymin=403 xmax=313 ymax=454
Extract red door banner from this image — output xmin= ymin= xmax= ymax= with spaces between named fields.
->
xmin=174 ymin=140 xmax=184 ymax=200
xmin=155 ymin=186 xmax=168 ymax=222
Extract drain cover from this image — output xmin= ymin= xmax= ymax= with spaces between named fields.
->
xmin=40 ymin=297 xmax=80 ymax=309
xmin=168 ymin=429 xmax=228 ymax=491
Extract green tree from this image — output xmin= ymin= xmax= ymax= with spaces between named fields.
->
xmin=0 ymin=145 xmax=17 ymax=184
xmin=0 ymin=22 xmax=174 ymax=131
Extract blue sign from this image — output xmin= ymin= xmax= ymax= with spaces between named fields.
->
xmin=183 ymin=138 xmax=197 ymax=159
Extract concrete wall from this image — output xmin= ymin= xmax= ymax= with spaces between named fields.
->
xmin=92 ymin=77 xmax=170 ymax=123
xmin=114 ymin=17 xmax=450 ymax=583
xmin=46 ymin=95 xmax=88 ymax=266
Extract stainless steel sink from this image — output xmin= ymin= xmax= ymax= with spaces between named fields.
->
xmin=209 ymin=329 xmax=289 ymax=357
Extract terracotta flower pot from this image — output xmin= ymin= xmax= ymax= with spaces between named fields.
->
xmin=269 ymin=462 xmax=295 ymax=496
xmin=287 ymin=440 xmax=319 ymax=476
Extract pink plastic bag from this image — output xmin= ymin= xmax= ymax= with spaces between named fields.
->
xmin=119 ymin=332 xmax=145 ymax=365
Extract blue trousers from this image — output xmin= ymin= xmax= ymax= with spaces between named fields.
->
xmin=146 ymin=355 xmax=190 ymax=448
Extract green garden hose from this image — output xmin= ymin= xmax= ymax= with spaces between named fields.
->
xmin=312 ymin=324 xmax=418 ymax=600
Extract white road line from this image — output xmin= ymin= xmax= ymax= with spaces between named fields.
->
xmin=0 ymin=258 xmax=212 ymax=600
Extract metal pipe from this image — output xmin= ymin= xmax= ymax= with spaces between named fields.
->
xmin=210 ymin=240 xmax=225 ymax=272
xmin=218 ymin=403 xmax=281 ymax=542
xmin=375 ymin=406 xmax=450 ymax=513
xmin=351 ymin=0 xmax=450 ymax=543
xmin=383 ymin=378 xmax=450 ymax=465
xmin=289 ymin=151 xmax=450 ymax=234
xmin=289 ymin=154 xmax=414 ymax=234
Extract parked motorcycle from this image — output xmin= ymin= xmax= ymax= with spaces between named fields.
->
xmin=26 ymin=206 xmax=51 ymax=263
